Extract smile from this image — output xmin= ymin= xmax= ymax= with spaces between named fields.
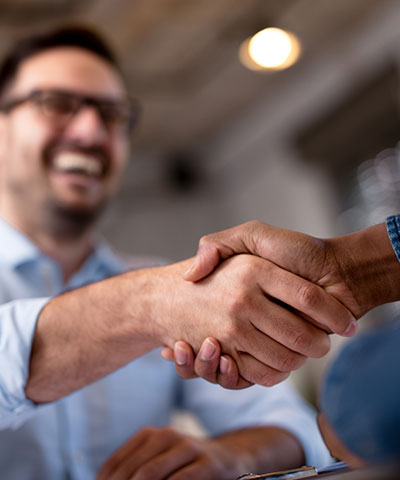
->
xmin=52 ymin=152 xmax=104 ymax=177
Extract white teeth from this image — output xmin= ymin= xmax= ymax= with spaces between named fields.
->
xmin=53 ymin=153 xmax=103 ymax=176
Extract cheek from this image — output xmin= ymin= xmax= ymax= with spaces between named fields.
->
xmin=7 ymin=112 xmax=50 ymax=168
xmin=111 ymin=141 xmax=129 ymax=177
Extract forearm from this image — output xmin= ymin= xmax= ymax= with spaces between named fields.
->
xmin=25 ymin=268 xmax=165 ymax=403
xmin=211 ymin=426 xmax=305 ymax=476
xmin=327 ymin=222 xmax=400 ymax=317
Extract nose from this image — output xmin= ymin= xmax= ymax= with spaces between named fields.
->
xmin=63 ymin=105 xmax=108 ymax=144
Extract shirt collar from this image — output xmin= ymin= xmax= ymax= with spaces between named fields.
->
xmin=0 ymin=216 xmax=42 ymax=268
xmin=75 ymin=237 xmax=125 ymax=281
xmin=0 ymin=216 xmax=125 ymax=277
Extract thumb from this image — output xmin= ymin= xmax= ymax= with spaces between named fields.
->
xmin=183 ymin=245 xmax=222 ymax=282
xmin=183 ymin=221 xmax=266 ymax=282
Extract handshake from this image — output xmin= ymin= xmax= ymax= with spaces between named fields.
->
xmin=161 ymin=219 xmax=400 ymax=389
xmin=26 ymin=217 xmax=400 ymax=404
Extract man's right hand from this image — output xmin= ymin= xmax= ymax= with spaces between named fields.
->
xmin=155 ymin=252 xmax=355 ymax=388
xmin=26 ymin=249 xmax=348 ymax=402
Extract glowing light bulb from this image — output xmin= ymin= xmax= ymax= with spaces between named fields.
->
xmin=239 ymin=27 xmax=301 ymax=71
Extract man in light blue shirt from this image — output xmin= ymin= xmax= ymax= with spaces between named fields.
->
xmin=0 ymin=26 xmax=332 ymax=478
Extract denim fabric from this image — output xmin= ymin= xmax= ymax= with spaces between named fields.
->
xmin=321 ymin=319 xmax=400 ymax=465
xmin=386 ymin=215 xmax=400 ymax=263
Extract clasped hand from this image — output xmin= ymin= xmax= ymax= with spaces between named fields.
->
xmin=97 ymin=426 xmax=243 ymax=480
xmin=162 ymin=221 xmax=361 ymax=388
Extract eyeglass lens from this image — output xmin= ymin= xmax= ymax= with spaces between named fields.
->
xmin=34 ymin=91 xmax=137 ymax=132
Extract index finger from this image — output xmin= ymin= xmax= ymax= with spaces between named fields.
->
xmin=257 ymin=260 xmax=357 ymax=337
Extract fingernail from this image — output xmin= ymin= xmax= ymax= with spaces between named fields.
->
xmin=343 ymin=321 xmax=358 ymax=337
xmin=199 ymin=338 xmax=217 ymax=361
xmin=219 ymin=356 xmax=229 ymax=374
xmin=175 ymin=344 xmax=187 ymax=366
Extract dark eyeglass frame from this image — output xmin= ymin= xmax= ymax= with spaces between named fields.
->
xmin=0 ymin=88 xmax=141 ymax=134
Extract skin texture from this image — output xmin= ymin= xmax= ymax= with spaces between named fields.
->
xmin=0 ymin=47 xmax=313 ymax=478
xmin=162 ymin=220 xmax=400 ymax=388
xmin=26 ymin=253 xmax=336 ymax=400
xmin=96 ymin=425 xmax=305 ymax=480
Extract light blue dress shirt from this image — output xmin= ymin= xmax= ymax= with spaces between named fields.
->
xmin=0 ymin=217 xmax=330 ymax=479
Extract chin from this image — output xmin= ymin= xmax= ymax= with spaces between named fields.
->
xmin=46 ymin=197 xmax=108 ymax=237
xmin=55 ymin=190 xmax=107 ymax=211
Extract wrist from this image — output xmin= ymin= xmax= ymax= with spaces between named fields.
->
xmin=208 ymin=436 xmax=254 ymax=477
xmin=133 ymin=258 xmax=198 ymax=349
xmin=327 ymin=223 xmax=400 ymax=317
xmin=211 ymin=427 xmax=305 ymax=475
xmin=113 ymin=269 xmax=167 ymax=351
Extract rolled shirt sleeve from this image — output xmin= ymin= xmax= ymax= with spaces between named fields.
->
xmin=386 ymin=214 xmax=400 ymax=263
xmin=0 ymin=297 xmax=49 ymax=429
xmin=180 ymin=378 xmax=332 ymax=468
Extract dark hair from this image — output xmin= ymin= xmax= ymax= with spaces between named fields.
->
xmin=0 ymin=25 xmax=121 ymax=99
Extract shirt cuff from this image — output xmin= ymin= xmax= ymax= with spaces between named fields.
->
xmin=386 ymin=215 xmax=400 ymax=264
xmin=0 ymin=297 xmax=49 ymax=430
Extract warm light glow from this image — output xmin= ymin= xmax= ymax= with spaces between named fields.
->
xmin=239 ymin=27 xmax=301 ymax=71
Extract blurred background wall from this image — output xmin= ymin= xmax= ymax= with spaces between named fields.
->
xmin=3 ymin=0 xmax=400 ymax=401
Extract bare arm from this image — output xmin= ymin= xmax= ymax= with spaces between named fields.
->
xmin=96 ymin=425 xmax=305 ymax=480
xmin=26 ymin=252 xmax=347 ymax=402
xmin=26 ymin=267 xmax=164 ymax=403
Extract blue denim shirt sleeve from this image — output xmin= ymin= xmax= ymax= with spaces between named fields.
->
xmin=0 ymin=297 xmax=49 ymax=430
xmin=386 ymin=215 xmax=400 ymax=263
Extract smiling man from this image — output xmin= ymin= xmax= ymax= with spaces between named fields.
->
xmin=0 ymin=27 xmax=335 ymax=479
xmin=0 ymin=39 xmax=130 ymax=277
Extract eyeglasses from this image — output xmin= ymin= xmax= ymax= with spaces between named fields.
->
xmin=0 ymin=88 xmax=141 ymax=134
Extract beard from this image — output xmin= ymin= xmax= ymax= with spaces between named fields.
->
xmin=44 ymin=197 xmax=108 ymax=240
xmin=39 ymin=138 xmax=113 ymax=239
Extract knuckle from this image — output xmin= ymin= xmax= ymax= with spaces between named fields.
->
xmin=222 ymin=319 xmax=245 ymax=348
xmin=297 ymin=283 xmax=321 ymax=310
xmin=233 ymin=256 xmax=259 ymax=281
xmin=279 ymin=351 xmax=306 ymax=372
xmin=198 ymin=234 xmax=214 ymax=249
xmin=227 ymin=294 xmax=239 ymax=315
xmin=251 ymin=367 xmax=282 ymax=387
xmin=228 ymin=287 xmax=255 ymax=321
xmin=198 ymin=234 xmax=208 ymax=247
xmin=247 ymin=219 xmax=262 ymax=230
xmin=289 ymin=328 xmax=313 ymax=353
xmin=228 ymin=291 xmax=249 ymax=316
